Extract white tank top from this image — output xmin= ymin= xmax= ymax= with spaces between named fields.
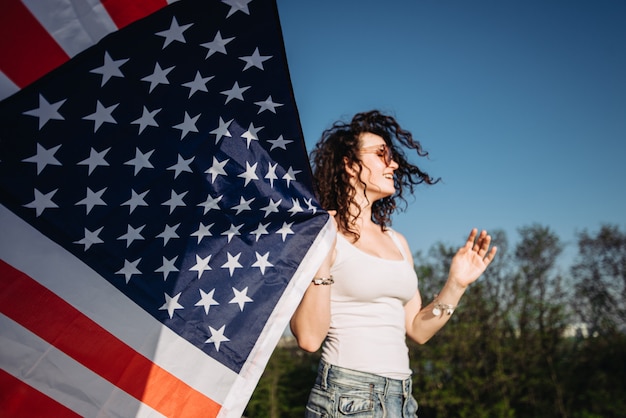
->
xmin=321 ymin=229 xmax=418 ymax=379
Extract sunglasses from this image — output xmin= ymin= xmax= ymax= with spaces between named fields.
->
xmin=359 ymin=144 xmax=393 ymax=166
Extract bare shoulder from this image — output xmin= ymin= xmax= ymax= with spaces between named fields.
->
xmin=386 ymin=228 xmax=413 ymax=258
xmin=386 ymin=227 xmax=409 ymax=243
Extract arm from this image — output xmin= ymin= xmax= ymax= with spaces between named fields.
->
xmin=405 ymin=229 xmax=497 ymax=344
xmin=289 ymin=214 xmax=337 ymax=352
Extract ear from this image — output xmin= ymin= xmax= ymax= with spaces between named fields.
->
xmin=343 ymin=156 xmax=358 ymax=178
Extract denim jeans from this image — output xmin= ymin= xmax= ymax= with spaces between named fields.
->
xmin=305 ymin=360 xmax=418 ymax=417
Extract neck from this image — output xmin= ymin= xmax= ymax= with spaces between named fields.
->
xmin=348 ymin=198 xmax=376 ymax=231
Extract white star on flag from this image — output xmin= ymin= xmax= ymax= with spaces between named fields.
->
xmin=220 ymin=81 xmax=249 ymax=103
xmin=167 ymin=154 xmax=194 ymax=178
xmin=200 ymin=30 xmax=234 ymax=58
xmin=156 ymin=17 xmax=193 ymax=48
xmin=157 ymin=223 xmax=180 ymax=244
xmin=268 ymin=135 xmax=293 ymax=151
xmin=156 ymin=255 xmax=179 ymax=280
xmin=210 ymin=117 xmax=233 ymax=143
xmin=159 ymin=292 xmax=184 ymax=319
xmin=252 ymin=252 xmax=273 ymax=274
xmin=195 ymin=289 xmax=220 ymax=314
xmin=250 ymin=223 xmax=270 ymax=242
xmin=24 ymin=188 xmax=58 ymax=216
xmin=132 ymin=106 xmax=161 ymax=134
xmin=22 ymin=143 xmax=62 ymax=174
xmin=261 ymin=198 xmax=281 ymax=217
xmin=141 ymin=62 xmax=174 ymax=92
xmin=255 ymin=95 xmax=283 ymax=114
xmin=76 ymin=187 xmax=107 ymax=214
xmin=239 ymin=47 xmax=272 ymax=71
xmin=173 ymin=112 xmax=200 ymax=139
xmin=190 ymin=254 xmax=213 ymax=279
xmin=116 ymin=258 xmax=141 ymax=284
xmin=74 ymin=226 xmax=105 ymax=251
xmin=276 ymin=221 xmax=295 ymax=242
xmin=182 ymin=71 xmax=214 ymax=97
xmin=265 ymin=162 xmax=279 ymax=187
xmin=221 ymin=252 xmax=243 ymax=276
xmin=117 ymin=224 xmax=146 ymax=247
xmin=221 ymin=223 xmax=243 ymax=243
xmin=206 ymin=325 xmax=230 ymax=351
xmin=222 ymin=0 xmax=253 ymax=17
xmin=241 ymin=122 xmax=263 ymax=148
xmin=229 ymin=287 xmax=253 ymax=311
xmin=22 ymin=94 xmax=66 ymax=129
xmin=122 ymin=189 xmax=149 ymax=213
xmin=238 ymin=162 xmax=259 ymax=186
xmin=125 ymin=148 xmax=155 ymax=175
xmin=191 ymin=222 xmax=214 ymax=243
xmin=231 ymin=196 xmax=255 ymax=215
xmin=206 ymin=157 xmax=229 ymax=183
xmin=198 ymin=193 xmax=223 ymax=213
xmin=83 ymin=101 xmax=119 ymax=132
xmin=90 ymin=52 xmax=129 ymax=86
xmin=78 ymin=147 xmax=111 ymax=175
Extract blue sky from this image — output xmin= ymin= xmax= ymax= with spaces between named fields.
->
xmin=276 ymin=0 xmax=626 ymax=266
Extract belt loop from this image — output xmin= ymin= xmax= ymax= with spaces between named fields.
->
xmin=321 ymin=361 xmax=330 ymax=390
xmin=403 ymin=377 xmax=410 ymax=398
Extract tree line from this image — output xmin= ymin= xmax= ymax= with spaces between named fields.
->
xmin=244 ymin=223 xmax=626 ymax=418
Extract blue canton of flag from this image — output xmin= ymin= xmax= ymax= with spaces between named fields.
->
xmin=0 ymin=0 xmax=332 ymax=417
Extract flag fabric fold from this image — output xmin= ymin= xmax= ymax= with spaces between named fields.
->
xmin=0 ymin=0 xmax=332 ymax=416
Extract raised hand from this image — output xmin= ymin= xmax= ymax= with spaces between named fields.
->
xmin=448 ymin=228 xmax=497 ymax=288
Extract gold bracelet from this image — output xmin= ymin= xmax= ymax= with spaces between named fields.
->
xmin=312 ymin=276 xmax=334 ymax=285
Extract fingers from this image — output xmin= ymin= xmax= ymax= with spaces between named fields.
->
xmin=477 ymin=232 xmax=497 ymax=265
xmin=467 ymin=228 xmax=487 ymax=251
xmin=466 ymin=228 xmax=497 ymax=263
xmin=486 ymin=246 xmax=497 ymax=262
xmin=465 ymin=228 xmax=478 ymax=248
xmin=477 ymin=232 xmax=491 ymax=255
xmin=473 ymin=230 xmax=488 ymax=252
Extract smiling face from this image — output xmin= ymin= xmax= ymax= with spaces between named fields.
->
xmin=352 ymin=132 xmax=398 ymax=202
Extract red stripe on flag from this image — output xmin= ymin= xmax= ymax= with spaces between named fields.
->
xmin=0 ymin=260 xmax=221 ymax=418
xmin=101 ymin=0 xmax=169 ymax=29
xmin=0 ymin=369 xmax=82 ymax=418
xmin=0 ymin=0 xmax=70 ymax=88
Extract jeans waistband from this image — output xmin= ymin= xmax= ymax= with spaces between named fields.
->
xmin=316 ymin=360 xmax=412 ymax=397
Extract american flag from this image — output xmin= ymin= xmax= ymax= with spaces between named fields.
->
xmin=0 ymin=0 xmax=333 ymax=417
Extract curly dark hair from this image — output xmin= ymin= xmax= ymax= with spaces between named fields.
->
xmin=310 ymin=110 xmax=439 ymax=241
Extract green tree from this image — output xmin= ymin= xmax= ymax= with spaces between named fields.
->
xmin=565 ymin=224 xmax=626 ymax=418
xmin=571 ymin=224 xmax=626 ymax=335
xmin=507 ymin=224 xmax=569 ymax=417
xmin=245 ymin=340 xmax=319 ymax=418
xmin=410 ymin=230 xmax=517 ymax=418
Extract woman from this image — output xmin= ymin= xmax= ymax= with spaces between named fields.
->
xmin=290 ymin=110 xmax=497 ymax=417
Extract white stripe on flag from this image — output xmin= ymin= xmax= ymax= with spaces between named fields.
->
xmin=0 ymin=70 xmax=19 ymax=102
xmin=21 ymin=0 xmax=118 ymax=57
xmin=0 ymin=204 xmax=238 ymax=405
xmin=0 ymin=313 xmax=165 ymax=418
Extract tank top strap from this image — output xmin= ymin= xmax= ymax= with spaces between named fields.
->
xmin=385 ymin=229 xmax=409 ymax=261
